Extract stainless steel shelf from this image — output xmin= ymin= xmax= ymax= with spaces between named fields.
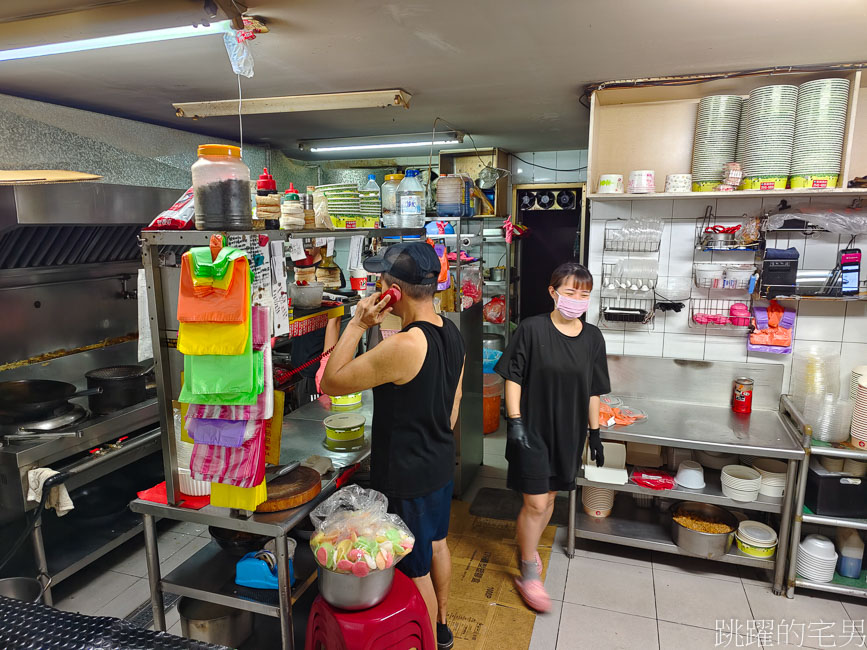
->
xmin=588 ymin=188 xmax=867 ymax=201
xmin=802 ymin=512 xmax=867 ymax=531
xmin=794 ymin=577 xmax=867 ymax=599
xmin=574 ymin=498 xmax=775 ymax=570
xmin=141 ymin=228 xmax=425 ymax=246
xmin=577 ymin=469 xmax=784 ymax=514
xmin=809 ymin=444 xmax=867 ymax=460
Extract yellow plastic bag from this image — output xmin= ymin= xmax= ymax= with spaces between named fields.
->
xmin=210 ymin=480 xmax=267 ymax=510
xmin=177 ymin=279 xmax=250 ymax=355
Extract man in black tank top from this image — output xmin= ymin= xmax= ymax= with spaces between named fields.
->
xmin=321 ymin=242 xmax=465 ymax=650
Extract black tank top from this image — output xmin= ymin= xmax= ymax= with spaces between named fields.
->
xmin=371 ymin=318 xmax=465 ymax=499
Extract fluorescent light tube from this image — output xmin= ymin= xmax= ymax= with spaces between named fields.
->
xmin=309 ymin=140 xmax=460 ymax=153
xmin=174 ymin=90 xmax=412 ymax=118
xmin=0 ymin=21 xmax=231 ymax=62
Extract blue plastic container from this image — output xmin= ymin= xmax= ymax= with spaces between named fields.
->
xmin=483 ymin=349 xmax=503 ymax=374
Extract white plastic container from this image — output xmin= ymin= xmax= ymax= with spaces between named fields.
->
xmin=837 ymin=528 xmax=864 ymax=579
xmin=397 ymin=170 xmax=425 ymax=228
xmin=381 ymin=173 xmax=404 ymax=227
xmin=723 ymin=265 xmax=756 ymax=289
xmin=694 ymin=263 xmax=725 ymax=288
xmin=191 ymin=144 xmax=252 ymax=230
xmin=362 ymin=174 xmax=380 ymax=194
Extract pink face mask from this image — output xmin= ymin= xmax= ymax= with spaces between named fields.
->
xmin=555 ymin=291 xmax=589 ymax=319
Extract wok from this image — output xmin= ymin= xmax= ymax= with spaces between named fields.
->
xmin=0 ymin=380 xmax=101 ymax=418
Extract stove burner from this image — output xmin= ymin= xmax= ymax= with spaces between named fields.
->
xmin=0 ymin=405 xmax=88 ymax=436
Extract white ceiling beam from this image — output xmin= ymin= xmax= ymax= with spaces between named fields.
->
xmin=173 ymin=89 xmax=411 ymax=118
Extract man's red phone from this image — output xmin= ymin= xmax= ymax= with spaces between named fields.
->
xmin=382 ymin=285 xmax=402 ymax=306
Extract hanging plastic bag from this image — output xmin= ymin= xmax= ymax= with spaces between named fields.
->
xmin=313 ymin=189 xmax=336 ymax=230
xmin=483 ymin=296 xmax=506 ymax=324
xmin=144 ymin=188 xmax=195 ymax=230
xmin=310 ymin=486 xmax=415 ymax=576
xmin=177 ymin=253 xmax=249 ymax=323
xmin=177 ymin=347 xmax=264 ymax=406
xmin=223 ymin=30 xmax=255 ymax=78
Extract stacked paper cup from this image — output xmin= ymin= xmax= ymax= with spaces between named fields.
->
xmin=790 ymin=78 xmax=850 ymax=189
xmin=582 ymin=486 xmax=615 ymax=518
xmin=851 ymin=377 xmax=867 ymax=449
xmin=743 ymin=85 xmax=798 ymax=190
xmin=691 ymin=95 xmax=743 ymax=191
xmin=851 ymin=367 xmax=867 ymax=400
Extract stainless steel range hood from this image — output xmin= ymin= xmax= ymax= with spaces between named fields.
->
xmin=0 ymin=183 xmax=181 ymax=269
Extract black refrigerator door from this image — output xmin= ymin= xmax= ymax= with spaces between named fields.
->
xmin=519 ymin=207 xmax=582 ymax=320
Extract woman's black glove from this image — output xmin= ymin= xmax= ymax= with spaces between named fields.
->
xmin=506 ymin=417 xmax=531 ymax=449
xmin=588 ymin=428 xmax=605 ymax=467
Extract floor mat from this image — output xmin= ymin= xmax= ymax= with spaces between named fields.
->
xmin=469 ymin=487 xmax=570 ymax=527
xmin=447 ymin=500 xmax=556 ymax=650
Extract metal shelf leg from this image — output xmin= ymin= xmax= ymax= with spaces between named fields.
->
xmin=276 ymin=534 xmax=295 ymax=649
xmin=786 ymin=451 xmax=811 ymax=598
xmin=773 ymin=458 xmax=799 ymax=595
xmin=567 ymin=488 xmax=576 ymax=558
xmin=143 ymin=514 xmax=166 ymax=630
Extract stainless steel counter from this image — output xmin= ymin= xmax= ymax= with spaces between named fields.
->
xmin=600 ymin=396 xmax=804 ymax=460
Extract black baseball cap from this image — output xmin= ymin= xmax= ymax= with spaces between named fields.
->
xmin=363 ymin=242 xmax=440 ymax=286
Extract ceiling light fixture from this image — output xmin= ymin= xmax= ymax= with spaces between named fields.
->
xmin=298 ymin=132 xmax=463 ymax=153
xmin=174 ymin=90 xmax=412 ymax=118
xmin=0 ymin=21 xmax=231 ymax=62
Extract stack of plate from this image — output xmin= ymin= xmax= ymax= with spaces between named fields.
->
xmin=850 ymin=366 xmax=867 ymax=400
xmin=743 ymin=85 xmax=797 ymax=190
xmin=582 ymin=486 xmax=615 ymax=518
xmin=721 ymin=464 xmax=762 ymax=502
xmin=751 ymin=459 xmax=787 ymax=498
xmin=734 ymin=98 xmax=749 ymax=167
xmin=695 ymin=450 xmax=738 ymax=470
xmin=359 ymin=190 xmax=381 ymax=226
xmin=797 ymin=534 xmax=838 ymax=583
xmin=691 ymin=95 xmax=743 ymax=191
xmin=318 ymin=183 xmax=360 ymax=220
xmin=851 ymin=377 xmax=867 ymax=449
xmin=790 ymin=78 xmax=850 ymax=189
xmin=735 ymin=521 xmax=778 ymax=558
xmin=820 ymin=456 xmax=845 ymax=473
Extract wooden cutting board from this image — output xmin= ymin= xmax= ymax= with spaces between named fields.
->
xmin=256 ymin=466 xmax=322 ymax=512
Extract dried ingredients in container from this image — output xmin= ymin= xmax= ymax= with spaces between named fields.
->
xmin=673 ymin=507 xmax=734 ymax=534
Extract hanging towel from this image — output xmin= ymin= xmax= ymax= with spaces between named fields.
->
xmin=27 ymin=468 xmax=74 ymax=516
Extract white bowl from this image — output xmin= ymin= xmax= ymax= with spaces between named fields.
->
xmin=178 ymin=469 xmax=211 ymax=496
xmin=722 ymin=485 xmax=759 ymax=502
xmin=801 ymin=534 xmax=837 ymax=561
xmin=674 ymin=460 xmax=705 ymax=489
xmin=722 ymin=465 xmax=762 ymax=484
xmin=737 ymin=521 xmax=778 ymax=546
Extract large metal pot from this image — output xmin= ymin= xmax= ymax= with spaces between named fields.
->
xmin=85 ymin=365 xmax=150 ymax=415
xmin=482 ymin=333 xmax=505 ymax=352
xmin=0 ymin=577 xmax=48 ymax=603
xmin=178 ymin=597 xmax=253 ymax=647
xmin=318 ymin=566 xmax=394 ymax=611
xmin=670 ymin=502 xmax=737 ymax=559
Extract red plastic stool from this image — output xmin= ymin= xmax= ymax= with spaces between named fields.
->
xmin=305 ymin=570 xmax=435 ymax=650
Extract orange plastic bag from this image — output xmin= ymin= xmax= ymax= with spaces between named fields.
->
xmin=177 ymin=278 xmax=250 ymax=355
xmin=177 ymin=253 xmax=249 ymax=323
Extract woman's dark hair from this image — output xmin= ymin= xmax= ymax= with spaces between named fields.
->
xmin=550 ymin=262 xmax=593 ymax=291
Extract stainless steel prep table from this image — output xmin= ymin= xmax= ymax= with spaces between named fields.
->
xmin=130 ymin=395 xmax=371 ymax=650
xmin=569 ymin=356 xmax=806 ymax=596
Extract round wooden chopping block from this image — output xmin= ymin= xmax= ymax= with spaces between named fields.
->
xmin=256 ymin=466 xmax=322 ymax=513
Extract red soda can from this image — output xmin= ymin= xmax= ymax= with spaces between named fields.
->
xmin=732 ymin=377 xmax=754 ymax=414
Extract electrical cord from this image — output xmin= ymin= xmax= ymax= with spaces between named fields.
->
xmin=510 ymin=154 xmax=587 ymax=173
xmin=0 ymin=471 xmax=70 ymax=572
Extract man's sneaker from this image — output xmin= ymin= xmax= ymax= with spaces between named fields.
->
xmin=437 ymin=622 xmax=454 ymax=650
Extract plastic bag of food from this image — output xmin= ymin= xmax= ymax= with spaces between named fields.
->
xmin=483 ymin=296 xmax=506 ymax=324
xmin=144 ymin=188 xmax=195 ymax=230
xmin=310 ymin=485 xmax=414 ymax=576
xmin=223 ymin=30 xmax=255 ymax=78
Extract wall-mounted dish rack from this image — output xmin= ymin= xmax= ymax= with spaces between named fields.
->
xmin=688 ymin=297 xmax=753 ymax=330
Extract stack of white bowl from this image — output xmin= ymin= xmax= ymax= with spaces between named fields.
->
xmin=695 ymin=450 xmax=738 ymax=470
xmin=691 ymin=95 xmax=743 ymax=190
xmin=582 ymin=486 xmax=615 ymax=518
xmin=735 ymin=521 xmax=778 ymax=559
xmin=674 ymin=460 xmax=705 ymax=489
xmin=820 ymin=456 xmax=845 ymax=473
xmin=735 ymin=99 xmax=749 ymax=167
xmin=797 ymin=534 xmax=838 ymax=583
xmin=850 ymin=366 xmax=867 ymax=400
xmin=851 ymin=377 xmax=867 ymax=449
xmin=751 ymin=459 xmax=787 ymax=497
xmin=790 ymin=78 xmax=850 ymax=188
xmin=721 ymin=465 xmax=762 ymax=502
xmin=743 ymin=85 xmax=798 ymax=189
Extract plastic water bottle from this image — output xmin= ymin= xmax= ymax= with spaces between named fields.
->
xmin=360 ymin=174 xmax=381 ymax=228
xmin=362 ymin=174 xmax=379 ymax=194
xmin=397 ymin=170 xmax=425 ymax=229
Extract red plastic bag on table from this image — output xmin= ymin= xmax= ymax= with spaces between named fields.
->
xmin=483 ymin=296 xmax=506 ymax=324
xmin=629 ymin=467 xmax=675 ymax=490
xmin=143 ymin=187 xmax=195 ymax=230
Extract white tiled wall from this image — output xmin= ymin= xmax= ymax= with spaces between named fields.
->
xmin=586 ymin=194 xmax=867 ymax=394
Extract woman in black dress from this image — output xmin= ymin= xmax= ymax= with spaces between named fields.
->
xmin=495 ymin=262 xmax=610 ymax=612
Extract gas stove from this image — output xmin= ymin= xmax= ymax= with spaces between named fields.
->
xmin=0 ymin=404 xmax=89 ymax=439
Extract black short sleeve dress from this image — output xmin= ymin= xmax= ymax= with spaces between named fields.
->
xmin=495 ymin=314 xmax=611 ymax=494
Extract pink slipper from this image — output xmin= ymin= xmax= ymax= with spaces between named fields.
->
xmin=514 ymin=577 xmax=551 ymax=613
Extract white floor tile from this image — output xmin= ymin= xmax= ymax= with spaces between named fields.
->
xmin=95 ymin=577 xmax=150 ymax=619
xmin=105 ymin=530 xmax=202 ymax=578
xmin=655 ymin=571 xmax=752 ymax=630
xmin=564 ymin=556 xmax=656 ymax=618
xmin=544 ymin=548 xmax=569 ymax=601
xmin=571 ymin=538 xmax=653 ymax=567
xmin=652 ymin=552 xmax=742 ymax=583
xmin=528 ymin=598 xmax=563 ymax=650
xmin=658 ymin=620 xmax=756 ymax=650
xmin=459 ymin=474 xmax=507 ymax=504
xmin=167 ymin=620 xmax=183 ymax=637
xmin=839 ymin=596 xmax=867 ymax=625
xmin=556 ymin=602 xmax=658 ymax=650
xmin=55 ymin=569 xmax=139 ymax=615
xmin=738 ymin=565 xmax=775 ymax=587
xmin=744 ymin=584 xmax=857 ymax=649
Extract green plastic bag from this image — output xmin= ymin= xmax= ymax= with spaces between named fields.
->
xmin=178 ymin=350 xmax=264 ymax=406
xmin=189 ymin=245 xmax=246 ymax=280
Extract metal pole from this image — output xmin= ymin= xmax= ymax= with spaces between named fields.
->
xmin=275 ymin=534 xmax=295 ymax=649
xmin=787 ymin=446 xmax=811 ymax=598
xmin=30 ymin=519 xmax=51 ymax=606
xmin=773 ymin=458 xmax=799 ymax=595
xmin=567 ymin=488 xmax=577 ymax=558
xmin=142 ymin=235 xmax=180 ymax=505
xmin=142 ymin=513 xmax=166 ymax=630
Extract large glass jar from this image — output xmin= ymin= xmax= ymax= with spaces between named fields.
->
xmin=380 ymin=173 xmax=404 ymax=228
xmin=191 ymin=144 xmax=252 ymax=230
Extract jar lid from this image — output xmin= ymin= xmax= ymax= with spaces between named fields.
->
xmin=198 ymin=144 xmax=242 ymax=158
xmin=324 ymin=413 xmax=366 ymax=430
xmin=385 ymin=174 xmax=405 ymax=181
